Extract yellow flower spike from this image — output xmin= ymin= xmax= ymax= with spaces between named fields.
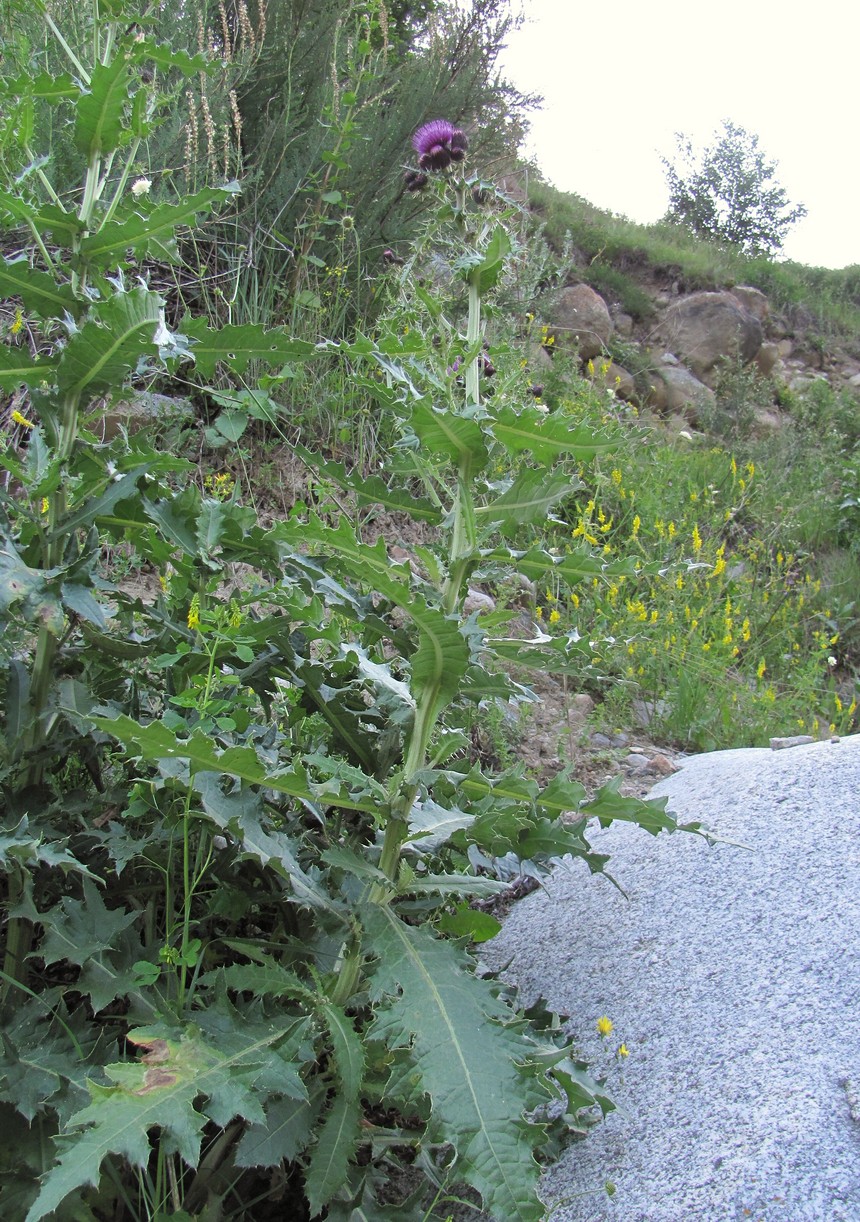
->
xmin=11 ymin=409 xmax=35 ymax=430
xmin=692 ymin=525 xmax=702 ymax=554
xmin=757 ymin=659 xmax=767 ymax=679
xmin=549 ymin=608 xmax=561 ymax=624
xmin=187 ymin=593 xmax=201 ymax=631
xmin=40 ymin=497 xmax=49 ymax=514
xmin=596 ymin=1016 xmax=613 ymax=1037
xmin=10 ymin=307 xmax=24 ymax=335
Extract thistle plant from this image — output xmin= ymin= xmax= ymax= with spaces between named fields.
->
xmin=0 ymin=10 xmax=704 ymax=1217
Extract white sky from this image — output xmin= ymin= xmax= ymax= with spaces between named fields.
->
xmin=498 ymin=1 xmax=860 ymax=269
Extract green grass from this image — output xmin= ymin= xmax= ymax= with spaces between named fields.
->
xmin=526 ymin=176 xmax=860 ymax=340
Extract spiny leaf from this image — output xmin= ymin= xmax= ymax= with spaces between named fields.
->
xmin=409 ymin=400 xmax=489 ymax=467
xmin=235 ymin=1093 xmax=319 ymax=1168
xmin=2 ymin=71 xmax=79 ymax=102
xmin=364 ymin=906 xmax=547 ymax=1221
xmin=486 ymin=544 xmax=638 ymax=588
xmin=193 ymin=773 xmax=346 ymax=918
xmin=179 ymin=315 xmax=318 ymax=377
xmin=39 ymin=879 xmax=138 ymax=969
xmin=56 ymin=288 xmax=163 ymax=397
xmin=490 ymin=404 xmax=616 ymax=464
xmin=0 ymin=817 xmax=92 ymax=876
xmin=79 ymin=186 xmax=241 ymax=263
xmin=0 ymin=344 xmax=54 ymax=390
xmin=320 ymin=1003 xmax=364 ymax=1102
xmin=74 ymin=57 xmax=130 ymax=158
xmin=473 ymin=224 xmax=511 ymax=293
xmin=305 ymin=1090 xmax=363 ymax=1217
xmin=583 ymin=774 xmax=705 ymax=836
xmin=25 ymin=1018 xmax=312 ymax=1222
xmin=476 ymin=468 xmax=575 ymax=536
xmin=0 ymin=257 xmax=81 ymax=319
xmin=127 ymin=39 xmax=211 ymax=77
xmin=290 ymin=442 xmax=442 ymax=523
xmin=407 ymin=595 xmax=470 ymax=709
xmin=89 ymin=713 xmax=378 ymax=815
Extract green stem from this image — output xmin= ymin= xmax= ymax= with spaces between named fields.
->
xmin=45 ymin=12 xmax=91 ymax=83
xmin=372 ymin=264 xmax=485 ymax=899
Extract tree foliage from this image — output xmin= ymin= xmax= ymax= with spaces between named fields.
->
xmin=661 ymin=119 xmax=807 ymax=256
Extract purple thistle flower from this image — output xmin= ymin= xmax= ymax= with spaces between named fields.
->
xmin=412 ymin=120 xmax=469 ymax=172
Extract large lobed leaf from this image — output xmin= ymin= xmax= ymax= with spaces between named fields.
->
xmin=25 ymin=1015 xmax=312 ymax=1222
xmin=56 ymin=288 xmax=163 ymax=397
xmin=363 ymin=906 xmax=548 ymax=1221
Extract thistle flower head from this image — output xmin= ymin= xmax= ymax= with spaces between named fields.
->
xmin=412 ymin=119 xmax=468 ymax=172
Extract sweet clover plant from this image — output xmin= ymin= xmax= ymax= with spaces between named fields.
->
xmin=0 ymin=7 xmax=703 ymax=1219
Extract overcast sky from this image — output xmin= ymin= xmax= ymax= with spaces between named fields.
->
xmin=498 ymin=1 xmax=859 ymax=269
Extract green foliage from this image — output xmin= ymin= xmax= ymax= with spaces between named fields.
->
xmin=0 ymin=12 xmax=701 ymax=1221
xmin=527 ymin=175 xmax=860 ymax=339
xmin=661 ymin=120 xmax=807 ymax=256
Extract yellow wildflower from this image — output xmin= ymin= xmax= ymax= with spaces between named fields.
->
xmin=549 ymin=608 xmax=561 ymax=624
xmin=617 ymin=1044 xmax=629 ymax=1058
xmin=187 ymin=593 xmax=201 ymax=631
xmin=692 ymin=525 xmax=702 ymax=554
xmin=11 ymin=409 xmax=35 ymax=429
xmin=631 ymin=515 xmax=641 ymax=539
xmin=10 ymin=307 xmax=24 ymax=335
xmin=596 ymin=1016 xmax=613 ymax=1037
xmin=757 ymin=659 xmax=766 ymax=679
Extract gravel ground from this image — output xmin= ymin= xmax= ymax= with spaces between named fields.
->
xmin=482 ymin=734 xmax=860 ymax=1222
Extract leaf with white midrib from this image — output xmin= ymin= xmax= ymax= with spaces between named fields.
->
xmin=363 ymin=905 xmax=547 ymax=1222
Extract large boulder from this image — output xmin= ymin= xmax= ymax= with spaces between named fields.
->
xmin=549 ymin=284 xmax=613 ymax=360
xmin=658 ymin=364 xmax=716 ymax=424
xmin=729 ymin=284 xmax=769 ymax=324
xmin=661 ymin=291 xmax=763 ymax=383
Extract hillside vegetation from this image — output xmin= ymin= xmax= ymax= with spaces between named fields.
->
xmin=0 ymin=2 xmax=858 ymax=1219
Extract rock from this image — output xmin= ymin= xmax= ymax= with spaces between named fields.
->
xmin=849 ymin=373 xmax=860 ymax=389
xmin=753 ymin=408 xmax=783 ymax=434
xmin=590 ymin=732 xmax=613 ymax=749
xmin=550 ymin=284 xmax=613 ymax=360
xmin=528 ymin=342 xmax=554 ymax=374
xmin=657 ymin=366 xmax=716 ymax=424
xmin=770 ymin=734 xmax=815 ymax=750
xmin=631 ymin=698 xmax=668 ymax=728
xmin=660 ymin=291 xmax=763 ymax=383
xmin=729 ymin=284 xmax=769 ymax=324
xmin=637 ymin=371 xmax=669 ymax=412
xmin=755 ymin=342 xmax=780 ymax=377
xmin=624 ymin=753 xmax=652 ymax=775
xmin=647 ymin=752 xmax=679 ymax=776
xmin=464 ymin=588 xmax=496 ymax=616
xmin=572 ymin=694 xmax=595 ymax=717
xmin=100 ymin=392 xmax=194 ymax=440
xmin=611 ymin=309 xmax=634 ymax=338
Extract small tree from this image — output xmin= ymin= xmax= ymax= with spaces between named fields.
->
xmin=661 ymin=119 xmax=807 ymax=257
